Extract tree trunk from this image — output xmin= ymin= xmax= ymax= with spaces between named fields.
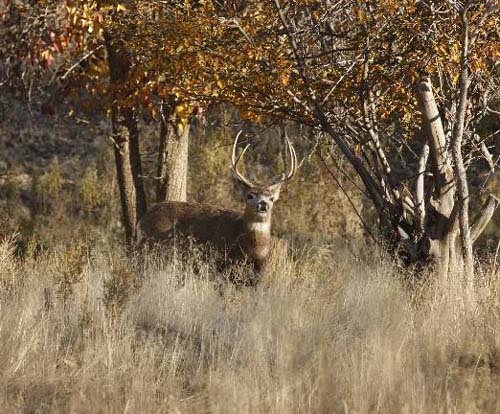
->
xmin=451 ymin=10 xmax=474 ymax=282
xmin=416 ymin=76 xmax=457 ymax=278
xmin=105 ymin=34 xmax=145 ymax=246
xmin=156 ymin=101 xmax=190 ymax=203
xmin=155 ymin=102 xmax=172 ymax=202
xmin=110 ymin=108 xmax=136 ymax=246
xmin=125 ymin=107 xmax=147 ymax=221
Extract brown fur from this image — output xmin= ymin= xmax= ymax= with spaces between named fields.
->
xmin=137 ymin=201 xmax=272 ymax=276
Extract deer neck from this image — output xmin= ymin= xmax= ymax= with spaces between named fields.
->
xmin=242 ymin=213 xmax=272 ymax=260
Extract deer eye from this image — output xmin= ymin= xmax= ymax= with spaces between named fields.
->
xmin=247 ymin=193 xmax=255 ymax=200
xmin=269 ymin=197 xmax=275 ymax=202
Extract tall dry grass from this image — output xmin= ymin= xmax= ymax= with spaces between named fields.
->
xmin=0 ymin=235 xmax=499 ymax=413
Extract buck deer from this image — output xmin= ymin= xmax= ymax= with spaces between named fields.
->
xmin=136 ymin=132 xmax=297 ymax=283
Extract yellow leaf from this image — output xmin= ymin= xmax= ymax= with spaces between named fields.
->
xmin=117 ymin=4 xmax=127 ymax=12
xmin=470 ymin=59 xmax=485 ymax=73
xmin=358 ymin=9 xmax=366 ymax=24
xmin=279 ymin=72 xmax=290 ymax=86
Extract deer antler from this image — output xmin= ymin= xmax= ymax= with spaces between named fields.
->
xmin=273 ymin=129 xmax=297 ymax=184
xmin=232 ymin=129 xmax=297 ymax=187
xmin=232 ymin=130 xmax=255 ymax=187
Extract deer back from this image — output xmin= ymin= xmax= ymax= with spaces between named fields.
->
xmin=137 ymin=201 xmax=249 ymax=261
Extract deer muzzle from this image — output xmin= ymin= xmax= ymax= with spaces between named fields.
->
xmin=256 ymin=200 xmax=269 ymax=213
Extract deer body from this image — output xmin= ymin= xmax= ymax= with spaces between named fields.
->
xmin=137 ymin=131 xmax=296 ymax=282
xmin=137 ymin=201 xmax=272 ymax=272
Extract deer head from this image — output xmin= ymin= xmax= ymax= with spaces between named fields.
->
xmin=231 ymin=131 xmax=297 ymax=227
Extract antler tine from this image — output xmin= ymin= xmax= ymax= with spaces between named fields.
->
xmin=285 ymin=135 xmax=297 ymax=181
xmin=274 ymin=130 xmax=297 ymax=183
xmin=231 ymin=130 xmax=242 ymax=166
xmin=231 ymin=131 xmax=255 ymax=187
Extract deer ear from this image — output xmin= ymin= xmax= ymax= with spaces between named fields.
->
xmin=268 ymin=182 xmax=282 ymax=201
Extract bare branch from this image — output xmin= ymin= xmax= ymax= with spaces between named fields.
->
xmin=484 ymin=106 xmax=500 ymax=117
xmin=471 ymin=194 xmax=500 ymax=243
xmin=360 ymin=55 xmax=399 ymax=204
xmin=317 ymin=148 xmax=379 ymax=244
xmin=272 ymin=0 xmax=386 ymax=212
xmin=479 ymin=140 xmax=495 ymax=172
xmin=61 ymin=45 xmax=105 ymax=80
xmin=225 ymin=17 xmax=255 ymax=47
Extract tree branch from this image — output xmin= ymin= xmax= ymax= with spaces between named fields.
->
xmin=451 ymin=4 xmax=473 ymax=277
xmin=470 ymin=194 xmax=500 ymax=243
xmin=415 ymin=144 xmax=429 ymax=234
xmin=273 ymin=0 xmax=389 ymax=220
xmin=360 ymin=55 xmax=399 ymax=205
xmin=317 ymin=149 xmax=378 ymax=244
xmin=61 ymin=45 xmax=104 ymax=80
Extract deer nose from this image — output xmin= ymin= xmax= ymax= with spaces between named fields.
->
xmin=256 ymin=201 xmax=268 ymax=212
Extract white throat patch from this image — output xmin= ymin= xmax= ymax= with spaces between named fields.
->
xmin=248 ymin=222 xmax=270 ymax=233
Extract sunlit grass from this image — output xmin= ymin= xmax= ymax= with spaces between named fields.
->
xmin=0 ymin=235 xmax=499 ymax=413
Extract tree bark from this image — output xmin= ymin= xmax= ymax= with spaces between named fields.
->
xmin=451 ymin=9 xmax=474 ymax=281
xmin=416 ymin=76 xmax=457 ymax=278
xmin=155 ymin=102 xmax=172 ymax=202
xmin=415 ymin=144 xmax=429 ymax=235
xmin=156 ymin=101 xmax=190 ymax=203
xmin=104 ymin=34 xmax=145 ymax=245
xmin=109 ymin=107 xmax=136 ymax=246
xmin=470 ymin=195 xmax=500 ymax=243
xmin=125 ymin=107 xmax=147 ymax=221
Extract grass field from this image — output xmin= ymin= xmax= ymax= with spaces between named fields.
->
xmin=0 ymin=235 xmax=499 ymax=413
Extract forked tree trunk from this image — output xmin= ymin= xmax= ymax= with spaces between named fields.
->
xmin=156 ymin=101 xmax=190 ymax=203
xmin=412 ymin=76 xmax=497 ymax=279
xmin=416 ymin=76 xmax=458 ymax=278
xmin=315 ymin=75 xmax=497 ymax=280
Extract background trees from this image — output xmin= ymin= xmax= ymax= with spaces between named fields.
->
xmin=1 ymin=0 xmax=498 ymax=276
xmin=2 ymin=0 xmax=201 ymax=244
